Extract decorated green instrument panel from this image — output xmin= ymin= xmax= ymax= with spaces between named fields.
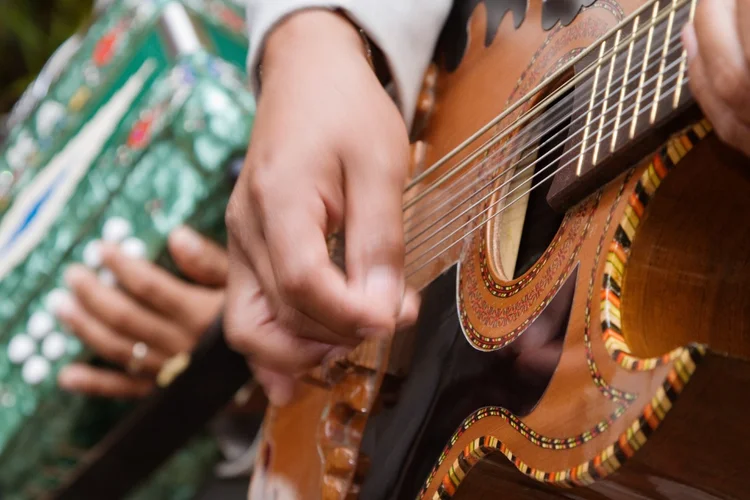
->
xmin=0 ymin=0 xmax=253 ymax=498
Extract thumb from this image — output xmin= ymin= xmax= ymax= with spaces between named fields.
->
xmin=344 ymin=151 xmax=408 ymax=339
xmin=252 ymin=365 xmax=296 ymax=407
xmin=168 ymin=226 xmax=229 ymax=286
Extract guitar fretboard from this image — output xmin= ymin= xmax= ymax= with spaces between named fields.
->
xmin=574 ymin=0 xmax=696 ymax=177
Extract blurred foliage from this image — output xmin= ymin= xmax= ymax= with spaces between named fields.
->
xmin=0 ymin=0 xmax=94 ymax=113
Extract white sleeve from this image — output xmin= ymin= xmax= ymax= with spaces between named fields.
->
xmin=245 ymin=0 xmax=452 ymax=128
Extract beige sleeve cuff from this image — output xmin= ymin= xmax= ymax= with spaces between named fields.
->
xmin=245 ymin=0 xmax=452 ymax=129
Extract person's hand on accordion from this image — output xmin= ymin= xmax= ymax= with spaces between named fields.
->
xmin=53 ymin=226 xmax=228 ymax=398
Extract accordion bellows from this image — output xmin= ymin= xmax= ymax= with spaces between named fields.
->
xmin=0 ymin=0 xmax=254 ymax=497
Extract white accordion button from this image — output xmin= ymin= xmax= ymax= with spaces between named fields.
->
xmin=121 ymin=237 xmax=147 ymax=259
xmin=45 ymin=288 xmax=72 ymax=316
xmin=27 ymin=311 xmax=55 ymax=339
xmin=22 ymin=356 xmax=50 ymax=385
xmin=83 ymin=240 xmax=103 ymax=268
xmin=42 ymin=332 xmax=67 ymax=361
xmin=8 ymin=335 xmax=36 ymax=364
xmin=36 ymin=101 xmax=66 ymax=137
xmin=102 ymin=217 xmax=132 ymax=243
xmin=98 ymin=268 xmax=117 ymax=287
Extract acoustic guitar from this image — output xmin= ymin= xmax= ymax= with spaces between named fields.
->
xmin=251 ymin=1 xmax=750 ymax=498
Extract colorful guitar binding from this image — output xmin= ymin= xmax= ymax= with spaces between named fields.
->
xmin=0 ymin=1 xmax=254 ymax=498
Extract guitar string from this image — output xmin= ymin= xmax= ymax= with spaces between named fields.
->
xmin=405 ymin=76 xmax=689 ymax=278
xmin=403 ymin=2 xmax=691 ymax=233
xmin=325 ymin=0 xmax=695 ymax=383
xmin=403 ymin=0 xmax=694 ymax=204
xmin=402 ymin=0 xmax=672 ymax=193
xmin=403 ymin=0 xmax=692 ymax=201
xmin=402 ymin=0 xmax=690 ymax=219
xmin=401 ymin=19 xmax=676 ymax=230
xmin=405 ymin=78 xmax=689 ymax=279
xmin=404 ymin=54 xmax=689 ymax=266
xmin=402 ymin=2 xmax=685 ymax=215
xmin=404 ymin=41 xmax=687 ymax=259
xmin=401 ymin=1 xmax=696 ymax=259
xmin=404 ymin=63 xmax=686 ymax=269
xmin=403 ymin=31 xmax=686 ymax=247
xmin=403 ymin=26 xmax=687 ymax=242
xmin=336 ymin=77 xmax=689 ymax=384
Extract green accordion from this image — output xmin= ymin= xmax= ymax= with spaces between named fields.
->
xmin=0 ymin=0 xmax=254 ymax=498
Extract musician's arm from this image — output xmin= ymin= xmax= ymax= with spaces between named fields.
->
xmin=245 ymin=0 xmax=452 ymax=128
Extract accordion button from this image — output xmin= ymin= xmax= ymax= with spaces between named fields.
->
xmin=83 ymin=240 xmax=103 ymax=268
xmin=102 ymin=217 xmax=132 ymax=243
xmin=8 ymin=335 xmax=36 ymax=364
xmin=121 ymin=237 xmax=147 ymax=260
xmin=22 ymin=356 xmax=50 ymax=385
xmin=45 ymin=288 xmax=72 ymax=316
xmin=42 ymin=332 xmax=67 ymax=361
xmin=36 ymin=101 xmax=65 ymax=137
xmin=28 ymin=311 xmax=54 ymax=339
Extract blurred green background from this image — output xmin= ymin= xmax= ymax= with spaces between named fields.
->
xmin=0 ymin=0 xmax=93 ymax=113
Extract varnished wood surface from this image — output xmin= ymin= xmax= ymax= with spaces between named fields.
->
xmin=622 ymin=140 xmax=750 ymax=361
xmin=418 ymin=132 xmax=750 ymax=500
xmin=451 ymin=353 xmax=750 ymax=500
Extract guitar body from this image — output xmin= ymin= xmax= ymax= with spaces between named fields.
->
xmin=415 ymin=125 xmax=750 ymax=500
xmin=251 ymin=1 xmax=750 ymax=499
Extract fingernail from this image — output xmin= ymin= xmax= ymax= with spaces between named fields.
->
xmin=682 ymin=23 xmax=697 ymax=61
xmin=64 ymin=266 xmax=86 ymax=287
xmin=58 ymin=366 xmax=83 ymax=390
xmin=170 ymin=225 xmax=202 ymax=254
xmin=357 ymin=266 xmax=402 ymax=338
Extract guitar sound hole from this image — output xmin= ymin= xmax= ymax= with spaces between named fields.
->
xmin=512 ymin=99 xmax=569 ymax=279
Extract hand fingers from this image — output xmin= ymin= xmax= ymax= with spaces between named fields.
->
xmin=223 ymin=241 xmax=335 ymax=373
xmin=252 ymin=364 xmax=296 ymax=407
xmin=102 ymin=244 xmax=215 ymax=336
xmin=168 ymin=226 xmax=229 ymax=287
xmin=690 ymin=0 xmax=750 ymax=123
xmin=58 ymin=363 xmax=153 ymax=398
xmin=104 ymin=241 xmax=225 ymax=337
xmin=226 ymin=187 xmax=357 ymax=347
xmin=343 ymin=122 xmax=411 ymax=338
xmin=738 ymin=0 xmax=750 ymax=69
xmin=55 ymin=298 xmax=166 ymax=374
xmin=395 ymin=287 xmax=421 ymax=330
xmin=685 ymin=22 xmax=750 ymax=157
xmin=246 ymin=182 xmax=370 ymax=339
xmin=101 ymin=244 xmax=190 ymax=316
xmin=64 ymin=264 xmax=191 ymax=354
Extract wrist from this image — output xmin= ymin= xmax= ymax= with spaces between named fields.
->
xmin=260 ymin=9 xmax=370 ymax=81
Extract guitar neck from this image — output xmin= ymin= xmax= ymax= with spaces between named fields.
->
xmin=400 ymin=0 xmax=703 ymax=292
xmin=548 ymin=0 xmax=701 ymax=211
